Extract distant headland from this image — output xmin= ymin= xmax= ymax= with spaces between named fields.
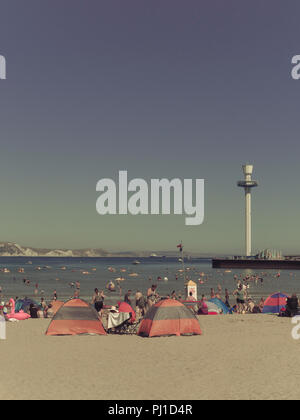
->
xmin=0 ymin=242 xmax=215 ymax=259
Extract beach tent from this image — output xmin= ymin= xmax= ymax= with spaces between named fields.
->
xmin=209 ymin=298 xmax=230 ymax=315
xmin=206 ymin=301 xmax=222 ymax=315
xmin=138 ymin=298 xmax=202 ymax=337
xmin=50 ymin=300 xmax=64 ymax=315
xmin=262 ymin=292 xmax=289 ymax=314
xmin=46 ymin=298 xmax=106 ymax=336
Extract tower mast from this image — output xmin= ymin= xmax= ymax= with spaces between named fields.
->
xmin=237 ymin=165 xmax=258 ymax=257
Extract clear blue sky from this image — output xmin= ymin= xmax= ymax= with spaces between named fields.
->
xmin=0 ymin=0 xmax=300 ymax=254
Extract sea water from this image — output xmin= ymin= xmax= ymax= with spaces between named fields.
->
xmin=0 ymin=257 xmax=299 ymax=306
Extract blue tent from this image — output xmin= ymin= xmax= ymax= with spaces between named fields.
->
xmin=15 ymin=298 xmax=41 ymax=313
xmin=209 ymin=298 xmax=230 ymax=315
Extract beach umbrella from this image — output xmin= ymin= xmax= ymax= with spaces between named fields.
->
xmin=262 ymin=292 xmax=289 ymax=314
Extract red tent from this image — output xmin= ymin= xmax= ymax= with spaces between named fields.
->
xmin=118 ymin=301 xmax=136 ymax=323
xmin=46 ymin=298 xmax=106 ymax=336
xmin=138 ymin=298 xmax=202 ymax=337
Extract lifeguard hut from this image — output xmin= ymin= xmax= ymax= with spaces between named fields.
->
xmin=185 ymin=280 xmax=197 ymax=300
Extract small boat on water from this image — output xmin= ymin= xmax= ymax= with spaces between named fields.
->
xmin=18 ymin=268 xmax=25 ymax=273
xmin=132 ymin=260 xmax=141 ymax=265
xmin=3 ymin=268 xmax=10 ymax=273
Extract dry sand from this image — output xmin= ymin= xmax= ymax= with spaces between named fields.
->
xmin=1 ymin=315 xmax=300 ymax=400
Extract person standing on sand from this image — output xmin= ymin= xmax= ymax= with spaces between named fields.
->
xmin=40 ymin=298 xmax=47 ymax=310
xmin=233 ymin=284 xmax=246 ymax=313
xmin=124 ymin=290 xmax=132 ymax=306
xmin=135 ymin=290 xmax=146 ymax=318
xmin=210 ymin=288 xmax=216 ymax=299
xmin=171 ymin=290 xmax=177 ymax=300
xmin=147 ymin=285 xmax=159 ymax=309
xmin=259 ymin=298 xmax=265 ymax=313
xmin=92 ymin=288 xmax=104 ymax=314
xmin=225 ymin=289 xmax=230 ymax=308
xmin=53 ymin=290 xmax=58 ymax=301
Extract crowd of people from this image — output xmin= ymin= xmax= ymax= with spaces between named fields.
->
xmin=0 ymin=297 xmax=54 ymax=320
xmin=1 ymin=276 xmax=300 ymax=322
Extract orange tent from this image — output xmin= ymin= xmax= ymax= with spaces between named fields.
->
xmin=50 ymin=300 xmax=64 ymax=315
xmin=46 ymin=298 xmax=106 ymax=336
xmin=138 ymin=298 xmax=202 ymax=337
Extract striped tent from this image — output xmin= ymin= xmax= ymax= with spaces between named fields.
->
xmin=262 ymin=292 xmax=289 ymax=314
xmin=46 ymin=298 xmax=106 ymax=336
xmin=50 ymin=300 xmax=64 ymax=315
xmin=138 ymin=298 xmax=202 ymax=337
xmin=209 ymin=298 xmax=230 ymax=315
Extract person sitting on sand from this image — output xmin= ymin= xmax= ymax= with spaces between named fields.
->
xmin=247 ymin=298 xmax=255 ymax=313
xmin=45 ymin=304 xmax=54 ymax=318
xmin=37 ymin=306 xmax=44 ymax=318
xmin=29 ymin=304 xmax=38 ymax=319
xmin=197 ymin=295 xmax=208 ymax=315
xmin=285 ymin=294 xmax=299 ymax=318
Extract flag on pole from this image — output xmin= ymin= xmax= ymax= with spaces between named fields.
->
xmin=177 ymin=243 xmax=183 ymax=253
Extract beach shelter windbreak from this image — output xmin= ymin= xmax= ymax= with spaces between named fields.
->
xmin=138 ymin=298 xmax=202 ymax=337
xmin=46 ymin=298 xmax=106 ymax=336
xmin=262 ymin=293 xmax=289 ymax=314
xmin=209 ymin=298 xmax=230 ymax=315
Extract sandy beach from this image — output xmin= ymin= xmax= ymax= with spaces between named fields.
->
xmin=1 ymin=315 xmax=299 ymax=400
